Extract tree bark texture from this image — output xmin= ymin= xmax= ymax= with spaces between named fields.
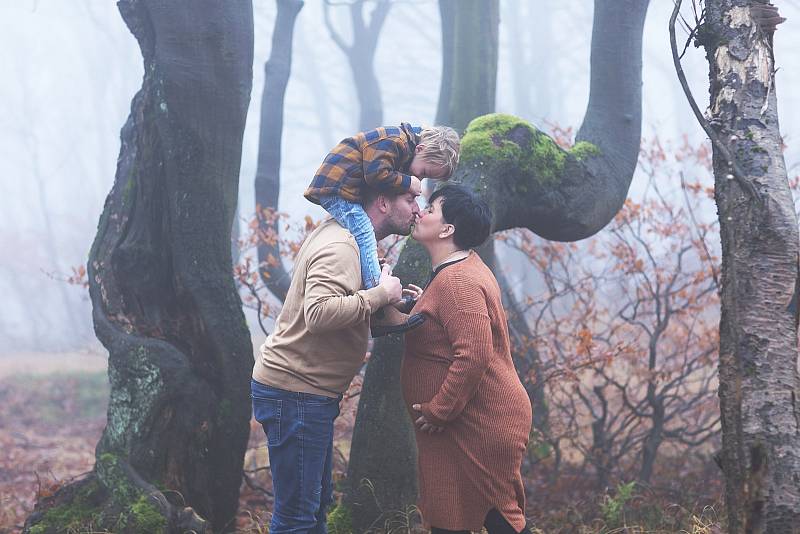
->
xmin=343 ymin=243 xmax=431 ymax=528
xmin=702 ymin=1 xmax=800 ymax=532
xmin=434 ymin=0 xmax=456 ymax=127
xmin=255 ymin=0 xmax=303 ymax=303
xmin=345 ymin=0 xmax=649 ymax=528
xmin=25 ymin=2 xmax=254 ymax=532
xmin=437 ymin=0 xmax=498 ymax=132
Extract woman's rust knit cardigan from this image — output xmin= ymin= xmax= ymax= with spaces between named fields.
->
xmin=402 ymin=251 xmax=532 ymax=531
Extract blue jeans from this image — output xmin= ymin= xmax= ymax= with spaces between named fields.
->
xmin=319 ymin=196 xmax=381 ymax=289
xmin=251 ymin=380 xmax=342 ymax=533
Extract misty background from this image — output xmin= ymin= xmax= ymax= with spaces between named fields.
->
xmin=3 ymin=0 xmax=800 ymax=356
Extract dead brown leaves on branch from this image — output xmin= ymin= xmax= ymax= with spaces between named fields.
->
xmin=499 ymin=132 xmax=730 ymax=527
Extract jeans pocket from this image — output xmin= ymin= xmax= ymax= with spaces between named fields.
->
xmin=253 ymin=397 xmax=282 ymax=446
xmin=304 ymin=394 xmax=342 ymax=423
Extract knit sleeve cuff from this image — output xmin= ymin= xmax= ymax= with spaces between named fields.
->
xmin=362 ymin=284 xmax=391 ymax=313
xmin=419 ymin=402 xmax=449 ymax=427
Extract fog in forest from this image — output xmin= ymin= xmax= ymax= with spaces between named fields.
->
xmin=3 ymin=0 xmax=800 ymax=356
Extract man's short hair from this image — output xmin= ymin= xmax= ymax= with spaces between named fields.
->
xmin=361 ymin=186 xmax=402 ymax=208
xmin=428 ymin=185 xmax=492 ymax=250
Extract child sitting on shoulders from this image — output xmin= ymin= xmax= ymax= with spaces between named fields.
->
xmin=304 ymin=123 xmax=460 ymax=336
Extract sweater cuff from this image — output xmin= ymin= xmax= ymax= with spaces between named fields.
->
xmin=363 ymin=284 xmax=391 ymax=312
xmin=419 ymin=402 xmax=449 ymax=427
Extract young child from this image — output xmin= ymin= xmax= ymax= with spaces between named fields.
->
xmin=304 ymin=123 xmax=460 ymax=336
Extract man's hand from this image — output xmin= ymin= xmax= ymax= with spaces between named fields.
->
xmin=751 ymin=2 xmax=786 ymax=32
xmin=378 ymin=263 xmax=403 ymax=303
xmin=411 ymin=404 xmax=444 ymax=435
xmin=410 ymin=176 xmax=422 ymax=196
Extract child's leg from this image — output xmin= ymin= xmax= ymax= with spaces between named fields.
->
xmin=319 ymin=196 xmax=381 ymax=289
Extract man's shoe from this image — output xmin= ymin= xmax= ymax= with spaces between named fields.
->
xmin=371 ymin=312 xmax=426 ymax=338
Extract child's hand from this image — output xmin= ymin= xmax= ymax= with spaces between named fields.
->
xmin=410 ymin=176 xmax=422 ymax=195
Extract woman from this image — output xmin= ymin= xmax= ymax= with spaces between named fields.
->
xmin=401 ymin=185 xmax=533 ymax=534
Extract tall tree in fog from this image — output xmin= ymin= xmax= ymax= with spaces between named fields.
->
xmin=255 ymin=0 xmax=304 ymax=302
xmin=345 ymin=1 xmax=531 ymax=526
xmin=672 ymin=1 xmax=800 ymax=531
xmin=14 ymin=65 xmax=85 ymax=342
xmin=343 ymin=0 xmax=650 ymax=528
xmin=25 ymin=2 xmax=254 ymax=532
xmin=504 ymin=0 xmax=559 ymax=121
xmin=324 ymin=0 xmax=391 ymax=130
xmin=434 ymin=0 xmax=498 ymax=131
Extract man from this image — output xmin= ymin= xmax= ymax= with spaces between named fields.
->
xmin=251 ymin=188 xmax=421 ymax=533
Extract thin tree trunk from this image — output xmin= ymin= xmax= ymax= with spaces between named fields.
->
xmin=505 ymin=0 xmax=559 ymax=121
xmin=24 ymin=2 xmax=254 ymax=532
xmin=441 ymin=0 xmax=498 ymax=132
xmin=255 ymin=0 xmax=303 ymax=303
xmin=700 ymin=2 xmax=800 ymax=531
xmin=296 ymin=16 xmax=335 ymax=149
xmin=324 ymin=0 xmax=391 ymax=131
xmin=434 ymin=0 xmax=456 ymax=127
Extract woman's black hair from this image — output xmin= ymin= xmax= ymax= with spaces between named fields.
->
xmin=428 ymin=184 xmax=493 ymax=250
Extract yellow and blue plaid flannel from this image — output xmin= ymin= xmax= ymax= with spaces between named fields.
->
xmin=304 ymin=123 xmax=420 ymax=204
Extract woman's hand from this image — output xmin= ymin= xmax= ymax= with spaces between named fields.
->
xmin=403 ymin=283 xmax=424 ymax=301
xmin=412 ymin=404 xmax=444 ymax=434
xmin=393 ymin=283 xmax=423 ymax=313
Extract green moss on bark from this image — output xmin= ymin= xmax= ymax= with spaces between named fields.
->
xmin=327 ymin=503 xmax=354 ymax=534
xmin=30 ymin=456 xmax=170 ymax=534
xmin=459 ymin=113 xmax=571 ymax=186
xmin=570 ymin=140 xmax=601 ymax=161
xmin=103 ymin=346 xmax=164 ymax=450
xmin=97 ymin=453 xmax=140 ymax=505
xmin=129 ymin=496 xmax=166 ymax=533
xmin=26 ymin=478 xmax=104 ymax=534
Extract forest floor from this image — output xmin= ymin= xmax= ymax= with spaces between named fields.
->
xmin=0 ymin=350 xmax=723 ymax=534
xmin=0 ymin=350 xmax=107 ymax=533
xmin=0 ymin=349 xmax=357 ymax=534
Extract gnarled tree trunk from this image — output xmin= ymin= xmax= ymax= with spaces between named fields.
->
xmin=24 ymin=2 xmax=254 ymax=532
xmin=344 ymin=0 xmax=650 ymax=529
xmin=700 ymin=1 xmax=800 ymax=532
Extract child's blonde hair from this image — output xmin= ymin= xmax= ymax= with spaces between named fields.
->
xmin=418 ymin=125 xmax=460 ymax=178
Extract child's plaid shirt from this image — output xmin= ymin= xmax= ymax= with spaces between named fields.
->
xmin=304 ymin=123 xmax=421 ymax=204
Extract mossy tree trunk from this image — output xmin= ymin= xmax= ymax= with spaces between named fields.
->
xmin=255 ymin=0 xmax=303 ymax=303
xmin=700 ymin=2 xmax=800 ymax=532
xmin=344 ymin=0 xmax=650 ymax=529
xmin=25 ymin=2 xmax=254 ymax=533
xmin=344 ymin=2 xmax=499 ymax=528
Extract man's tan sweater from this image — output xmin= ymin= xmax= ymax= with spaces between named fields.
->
xmin=252 ymin=218 xmax=390 ymax=397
